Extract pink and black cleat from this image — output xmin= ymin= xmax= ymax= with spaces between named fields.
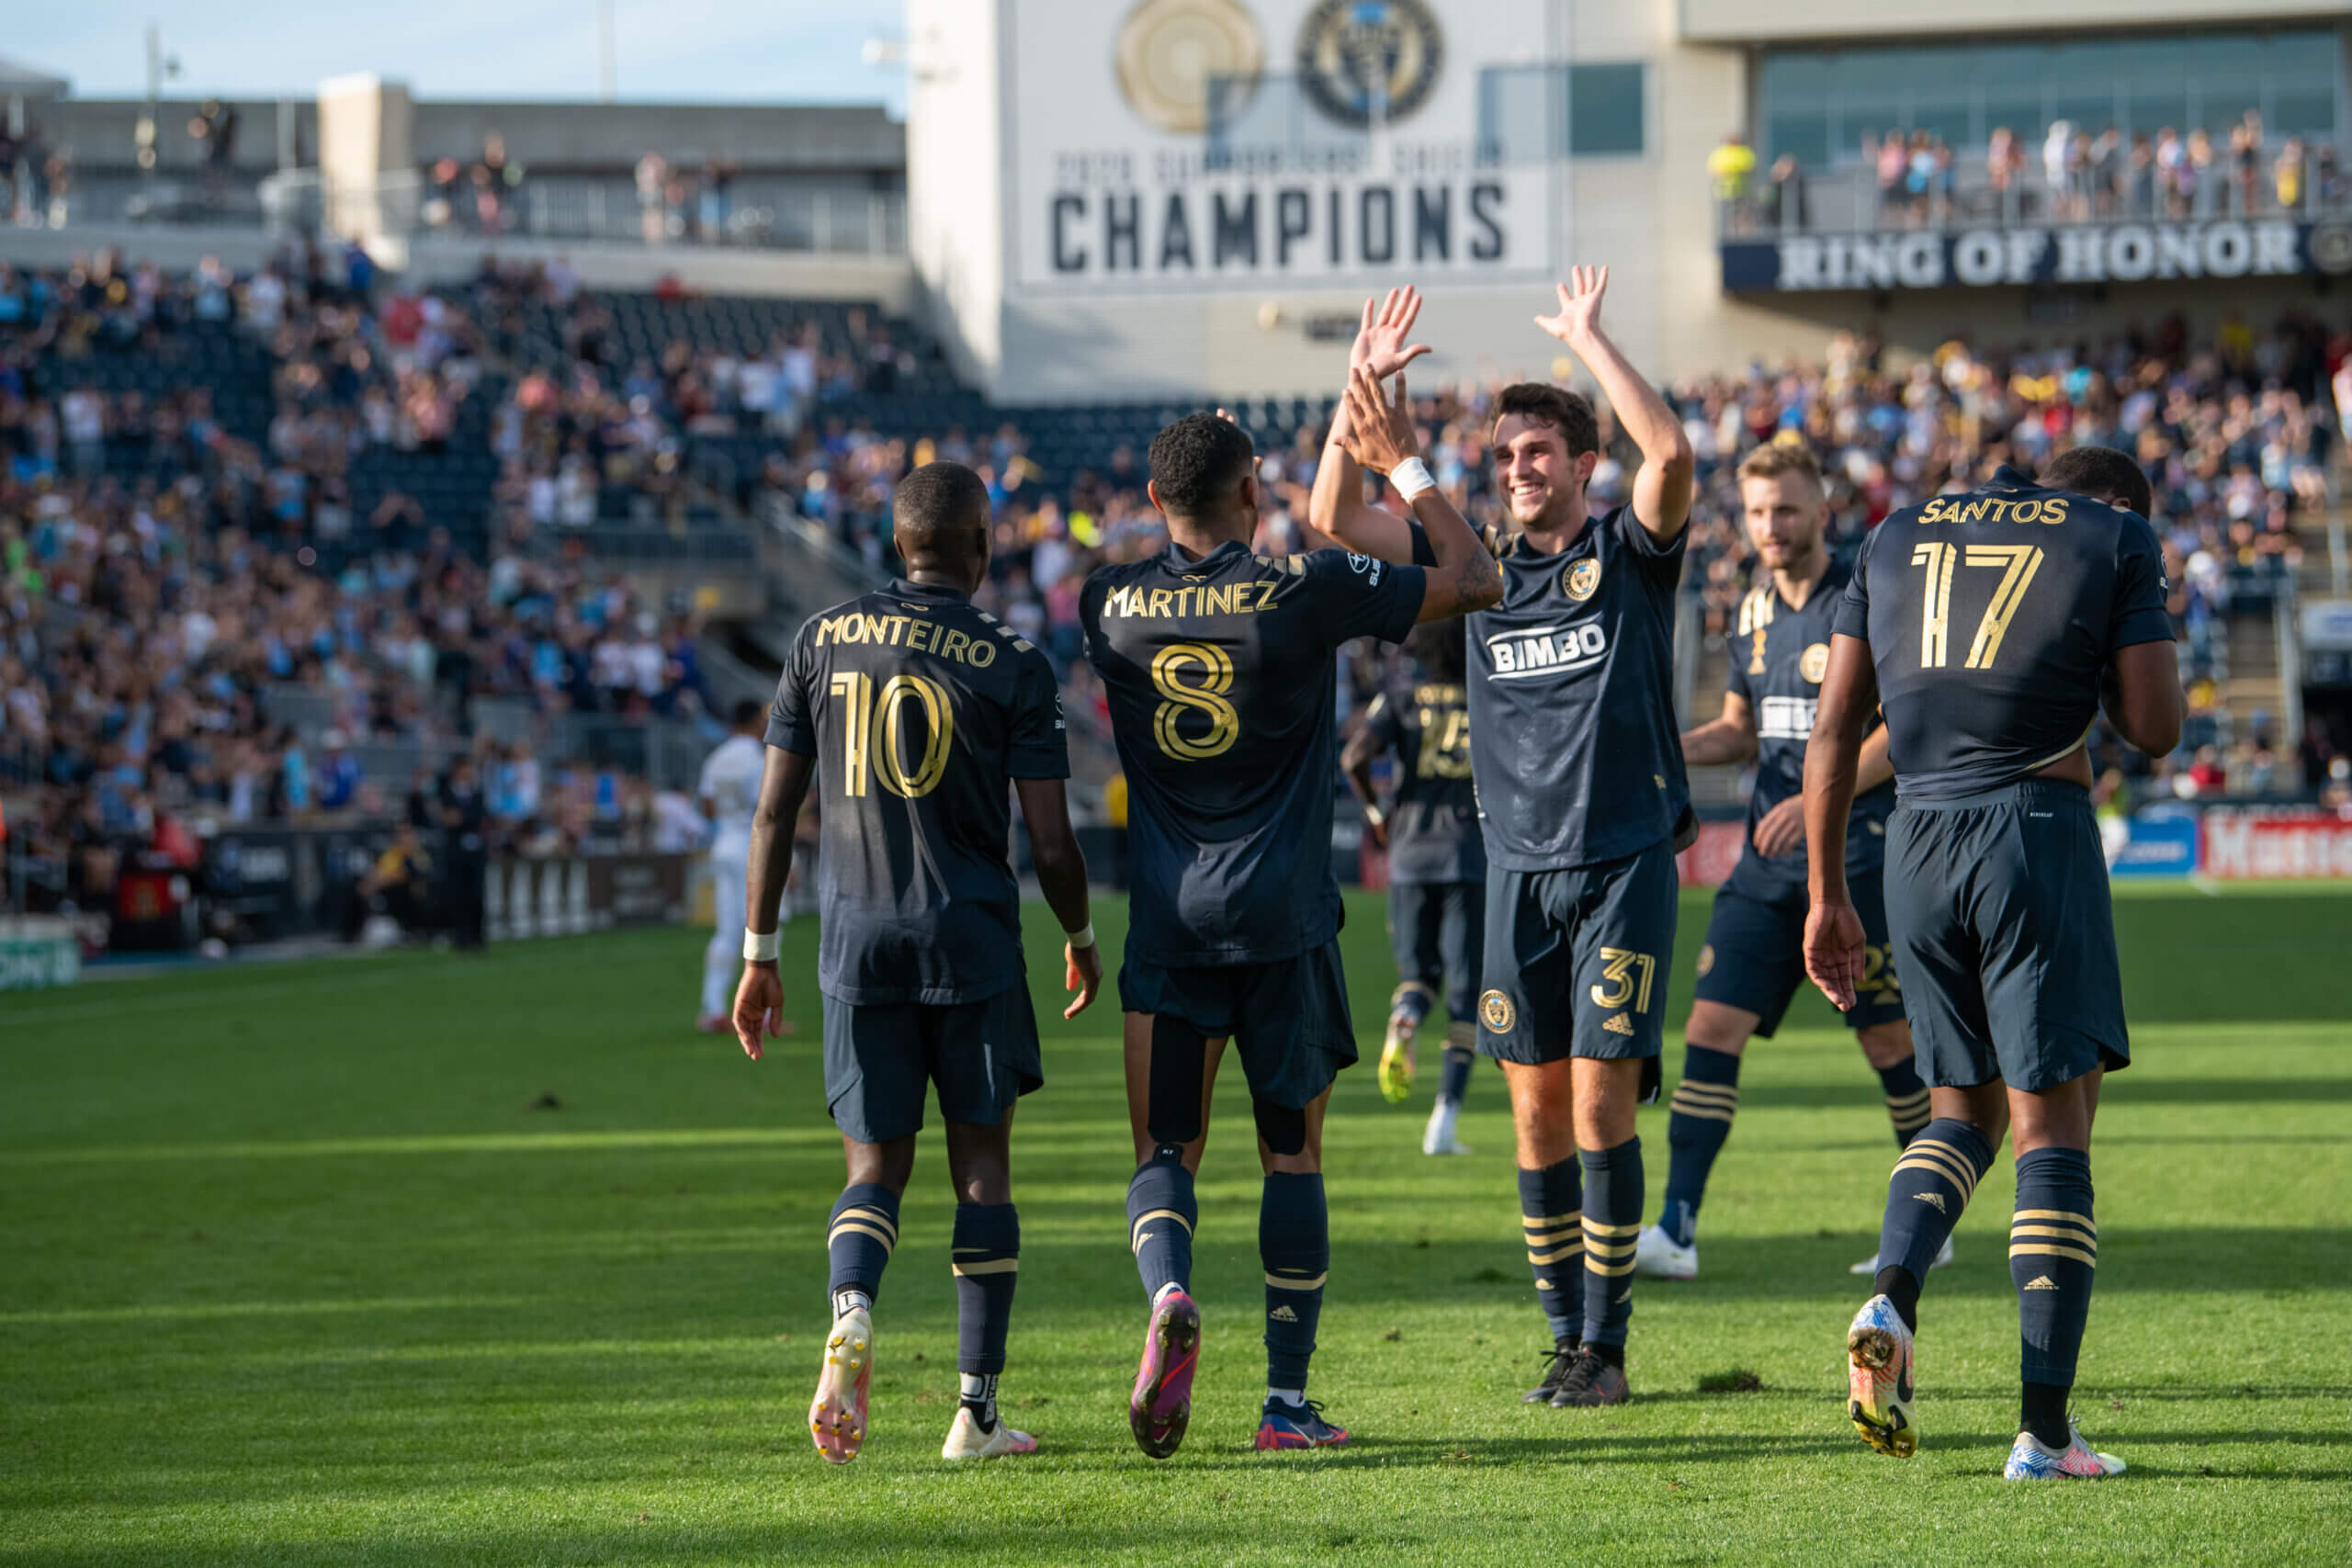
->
xmin=1128 ymin=1289 xmax=1201 ymax=1459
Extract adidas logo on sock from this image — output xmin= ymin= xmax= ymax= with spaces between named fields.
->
xmin=1602 ymin=1013 xmax=1635 ymax=1036
xmin=2023 ymin=1275 xmax=2059 ymax=1291
xmin=1269 ymin=1303 xmax=1299 ymax=1323
xmin=1913 ymin=1191 xmax=1947 ymax=1213
xmin=1534 ymin=1278 xmax=1552 ymax=1291
xmin=1614 ymin=1288 xmax=1632 ymax=1304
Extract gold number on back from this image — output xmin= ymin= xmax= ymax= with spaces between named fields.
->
xmin=1150 ymin=642 xmax=1240 ymax=760
xmin=1417 ymin=706 xmax=1472 ymax=778
xmin=829 ymin=671 xmax=956 ymax=797
xmin=1912 ymin=542 xmax=2044 ymax=671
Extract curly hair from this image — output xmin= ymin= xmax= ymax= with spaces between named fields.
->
xmin=1146 ymin=412 xmax=1257 ymax=518
xmin=1405 ymin=616 xmax=1467 ymax=682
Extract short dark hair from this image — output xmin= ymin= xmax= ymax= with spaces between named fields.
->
xmin=2040 ymin=446 xmax=2153 ymax=518
xmin=1147 ymin=412 xmax=1256 ymax=518
xmin=1406 ymin=615 xmax=1467 ymax=682
xmin=892 ymin=460 xmax=991 ymax=545
xmin=1493 ymin=383 xmax=1600 ymax=458
xmin=730 ymin=698 xmax=765 ymax=728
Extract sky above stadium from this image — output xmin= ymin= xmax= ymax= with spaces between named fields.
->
xmin=22 ymin=0 xmax=908 ymax=112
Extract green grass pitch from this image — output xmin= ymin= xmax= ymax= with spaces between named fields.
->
xmin=4 ymin=886 xmax=2348 ymax=1565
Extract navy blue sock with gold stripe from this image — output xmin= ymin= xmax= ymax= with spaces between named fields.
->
xmin=827 ymin=1183 xmax=899 ymax=1314
xmin=1517 ymin=1160 xmax=1582 ymax=1346
xmin=1125 ymin=1156 xmax=1196 ymax=1301
xmin=1439 ymin=1020 xmax=1476 ymax=1104
xmin=2011 ymin=1147 xmax=2097 ymax=1449
xmin=1260 ymin=1172 xmax=1328 ymax=1391
xmin=1877 ymin=1057 xmax=1933 ymax=1147
xmin=951 ymin=1202 xmax=1019 ymax=1388
xmin=1580 ymin=1137 xmax=1644 ymax=1358
xmin=1871 ymin=1118 xmax=1996 ymax=1329
xmin=1658 ymin=1044 xmax=1741 ymax=1247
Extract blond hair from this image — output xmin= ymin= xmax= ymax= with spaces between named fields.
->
xmin=1735 ymin=438 xmax=1823 ymax=487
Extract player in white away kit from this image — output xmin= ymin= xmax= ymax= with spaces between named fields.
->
xmin=699 ymin=700 xmax=778 ymax=1032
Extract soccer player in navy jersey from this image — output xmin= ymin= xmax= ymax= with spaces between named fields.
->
xmin=732 ymin=462 xmax=1102 ymax=1464
xmin=1311 ymin=276 xmax=1696 ymax=1409
xmin=1082 ymin=404 xmax=1499 ymax=1456
xmin=1805 ymin=446 xmax=2182 ymax=1479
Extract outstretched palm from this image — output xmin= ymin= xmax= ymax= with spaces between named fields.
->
xmin=1351 ymin=286 xmax=1432 ymax=378
xmin=1533 ymin=265 xmax=1609 ymax=345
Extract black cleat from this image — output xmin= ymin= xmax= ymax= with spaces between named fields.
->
xmin=1548 ymin=1348 xmax=1631 ymax=1408
xmin=1523 ymin=1343 xmax=1582 ymax=1404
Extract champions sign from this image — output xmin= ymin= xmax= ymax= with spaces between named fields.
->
xmin=1723 ymin=219 xmax=2352 ymax=293
xmin=1012 ymin=0 xmax=1555 ymax=293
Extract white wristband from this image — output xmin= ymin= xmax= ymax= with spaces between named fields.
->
xmin=1066 ymin=921 xmax=1096 ymax=952
xmin=742 ymin=928 xmax=781 ymax=963
xmin=1389 ymin=456 xmax=1436 ymax=502
xmin=1363 ymin=804 xmax=1387 ymax=828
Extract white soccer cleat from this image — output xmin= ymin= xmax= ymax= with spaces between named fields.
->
xmin=1846 ymin=1294 xmax=1918 ymax=1458
xmin=1634 ymin=1224 xmax=1698 ymax=1280
xmin=1420 ymin=1099 xmax=1470 ymax=1156
xmin=808 ymin=1304 xmax=874 ymax=1463
xmin=2004 ymin=1421 xmax=2125 ymax=1480
xmin=941 ymin=1405 xmax=1038 ymax=1460
xmin=1849 ymin=1235 xmax=1955 ymax=1275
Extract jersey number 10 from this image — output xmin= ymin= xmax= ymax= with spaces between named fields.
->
xmin=829 ymin=671 xmax=956 ymax=797
xmin=1910 ymin=543 xmax=2044 ymax=671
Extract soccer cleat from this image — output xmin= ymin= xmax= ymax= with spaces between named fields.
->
xmin=1377 ymin=1018 xmax=1418 ymax=1105
xmin=1849 ymin=1235 xmax=1955 ymax=1275
xmin=1420 ymin=1099 xmax=1469 ymax=1156
xmin=2003 ymin=1421 xmax=2126 ymax=1481
xmin=1255 ymin=1396 xmax=1350 ymax=1450
xmin=696 ymin=1014 xmax=729 ymax=1034
xmin=808 ymin=1303 xmax=874 ymax=1463
xmin=940 ymin=1405 xmax=1038 ymax=1461
xmin=1523 ymin=1343 xmax=1582 ymax=1404
xmin=1846 ymin=1294 xmax=1918 ymax=1458
xmin=1634 ymin=1224 xmax=1698 ymax=1280
xmin=1547 ymin=1348 xmax=1631 ymax=1408
xmin=1128 ymin=1288 xmax=1200 ymax=1460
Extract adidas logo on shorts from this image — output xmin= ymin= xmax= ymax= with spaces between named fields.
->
xmin=2023 ymin=1275 xmax=2059 ymax=1291
xmin=1913 ymin=1191 xmax=1947 ymax=1213
xmin=1601 ymin=1013 xmax=1634 ymax=1036
xmin=1270 ymin=1303 xmax=1299 ymax=1323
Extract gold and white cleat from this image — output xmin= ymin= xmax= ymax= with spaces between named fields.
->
xmin=941 ymin=1404 xmax=1038 ymax=1460
xmin=809 ymin=1304 xmax=874 ymax=1463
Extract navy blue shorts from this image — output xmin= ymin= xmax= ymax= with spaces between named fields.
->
xmin=1693 ymin=868 xmax=1907 ymax=1038
xmin=822 ymin=984 xmax=1043 ymax=1145
xmin=1119 ymin=938 xmax=1356 ymax=1110
xmin=1884 ymin=781 xmax=2130 ymax=1093
xmin=1477 ymin=840 xmax=1678 ymax=1089
xmin=1389 ymin=879 xmax=1484 ymax=1020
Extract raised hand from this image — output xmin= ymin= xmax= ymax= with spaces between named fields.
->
xmin=1332 ymin=366 xmax=1419 ymax=477
xmin=1351 ymin=287 xmax=1432 ymax=379
xmin=1533 ymin=265 xmax=1609 ymax=347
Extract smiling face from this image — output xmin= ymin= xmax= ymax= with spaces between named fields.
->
xmin=1741 ymin=468 xmax=1826 ymax=573
xmin=1492 ymin=413 xmax=1598 ymax=531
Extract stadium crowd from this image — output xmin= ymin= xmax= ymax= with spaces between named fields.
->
xmin=6 ymin=250 xmax=2352 ymax=928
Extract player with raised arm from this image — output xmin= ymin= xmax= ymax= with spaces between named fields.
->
xmin=1084 ymin=406 xmax=1498 ymax=1458
xmin=731 ymin=461 xmax=1102 ymax=1465
xmin=1310 ymin=275 xmax=1697 ymax=1410
xmin=1633 ymin=441 xmax=1936 ymax=1281
xmin=1340 ymin=615 xmax=1485 ymax=1156
xmin=1804 ymin=446 xmax=2182 ymax=1480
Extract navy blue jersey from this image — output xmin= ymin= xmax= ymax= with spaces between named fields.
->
xmin=768 ymin=578 xmax=1069 ymax=1005
xmin=1415 ymin=507 xmax=1689 ymax=871
xmin=1721 ymin=562 xmax=1894 ymax=899
xmin=1362 ymin=672 xmax=1485 ymax=886
xmin=1834 ymin=466 xmax=2173 ymax=799
xmin=1083 ymin=540 xmax=1424 ymax=965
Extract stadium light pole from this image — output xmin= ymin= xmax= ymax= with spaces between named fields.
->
xmin=596 ymin=0 xmax=616 ymax=103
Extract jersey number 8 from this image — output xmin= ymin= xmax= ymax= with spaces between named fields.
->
xmin=1149 ymin=642 xmax=1240 ymax=761
xmin=829 ymin=671 xmax=955 ymax=797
